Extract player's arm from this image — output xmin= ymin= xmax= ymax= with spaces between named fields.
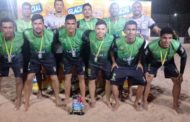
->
xmin=22 ymin=32 xmax=31 ymax=70
xmin=176 ymin=45 xmax=187 ymax=75
xmin=143 ymin=45 xmax=152 ymax=69
xmin=81 ymin=30 xmax=92 ymax=68
xmin=110 ymin=39 xmax=118 ymax=70
xmin=136 ymin=40 xmax=146 ymax=70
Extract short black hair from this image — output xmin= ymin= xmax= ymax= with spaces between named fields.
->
xmin=65 ymin=14 xmax=76 ymax=22
xmin=96 ymin=19 xmax=107 ymax=27
xmin=124 ymin=20 xmax=137 ymax=30
xmin=54 ymin=0 xmax=64 ymax=6
xmin=160 ymin=27 xmax=174 ymax=36
xmin=0 ymin=17 xmax=16 ymax=27
xmin=82 ymin=3 xmax=92 ymax=10
xmin=31 ymin=14 xmax=44 ymax=22
xmin=22 ymin=2 xmax=32 ymax=8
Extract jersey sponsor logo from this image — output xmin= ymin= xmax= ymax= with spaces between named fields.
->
xmin=119 ymin=46 xmax=125 ymax=50
xmin=111 ymin=72 xmax=116 ymax=81
xmin=180 ymin=47 xmax=184 ymax=53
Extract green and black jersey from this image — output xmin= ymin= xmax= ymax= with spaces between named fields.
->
xmin=113 ymin=36 xmax=145 ymax=67
xmin=57 ymin=28 xmax=85 ymax=62
xmin=83 ymin=30 xmax=114 ymax=66
xmin=0 ymin=32 xmax=24 ymax=57
xmin=23 ymin=28 xmax=54 ymax=58
xmin=144 ymin=39 xmax=187 ymax=74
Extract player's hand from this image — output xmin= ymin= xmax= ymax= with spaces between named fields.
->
xmin=178 ymin=74 xmax=183 ymax=82
xmin=111 ymin=62 xmax=118 ymax=71
xmin=145 ymin=72 xmax=154 ymax=81
xmin=136 ymin=63 xmax=144 ymax=71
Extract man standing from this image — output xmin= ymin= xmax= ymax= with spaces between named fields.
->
xmin=83 ymin=20 xmax=114 ymax=108
xmin=56 ymin=14 xmax=87 ymax=106
xmin=143 ymin=27 xmax=187 ymax=113
xmin=45 ymin=0 xmax=66 ymax=92
xmin=78 ymin=3 xmax=99 ymax=31
xmin=104 ymin=2 xmax=127 ymax=38
xmin=23 ymin=14 xmax=62 ymax=111
xmin=131 ymin=1 xmax=160 ymax=40
xmin=45 ymin=0 xmax=65 ymax=31
xmin=16 ymin=2 xmax=32 ymax=32
xmin=0 ymin=18 xmax=24 ymax=110
xmin=110 ymin=20 xmax=146 ymax=111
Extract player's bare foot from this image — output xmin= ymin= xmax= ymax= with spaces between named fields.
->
xmin=104 ymin=100 xmax=112 ymax=109
xmin=143 ymin=101 xmax=148 ymax=110
xmin=90 ymin=101 xmax=96 ymax=108
xmin=112 ymin=102 xmax=120 ymax=111
xmin=63 ymin=99 xmax=70 ymax=106
xmin=173 ymin=106 xmax=183 ymax=114
xmin=24 ymin=102 xmax=30 ymax=111
xmin=15 ymin=98 xmax=21 ymax=110
xmin=55 ymin=98 xmax=64 ymax=107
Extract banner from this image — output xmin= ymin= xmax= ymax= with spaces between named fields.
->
xmin=17 ymin=0 xmax=152 ymax=20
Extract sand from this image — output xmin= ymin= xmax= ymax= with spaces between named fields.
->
xmin=0 ymin=44 xmax=190 ymax=122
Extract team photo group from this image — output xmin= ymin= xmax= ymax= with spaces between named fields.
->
xmin=0 ymin=0 xmax=187 ymax=114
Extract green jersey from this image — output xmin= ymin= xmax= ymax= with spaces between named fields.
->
xmin=84 ymin=30 xmax=114 ymax=66
xmin=24 ymin=28 xmax=54 ymax=54
xmin=114 ymin=36 xmax=145 ymax=66
xmin=58 ymin=28 xmax=84 ymax=61
xmin=16 ymin=19 xmax=32 ymax=32
xmin=78 ymin=18 xmax=99 ymax=31
xmin=145 ymin=39 xmax=187 ymax=74
xmin=104 ymin=17 xmax=127 ymax=38
xmin=0 ymin=32 xmax=24 ymax=57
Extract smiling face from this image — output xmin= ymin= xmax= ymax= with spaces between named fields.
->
xmin=95 ymin=24 xmax=107 ymax=40
xmin=132 ymin=2 xmax=142 ymax=17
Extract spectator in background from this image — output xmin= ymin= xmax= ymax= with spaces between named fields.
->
xmin=131 ymin=1 xmax=160 ymax=41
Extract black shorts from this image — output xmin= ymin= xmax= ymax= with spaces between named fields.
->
xmin=145 ymin=63 xmax=179 ymax=78
xmin=110 ymin=66 xmax=146 ymax=86
xmin=62 ymin=57 xmax=85 ymax=75
xmin=27 ymin=53 xmax=57 ymax=75
xmin=0 ymin=54 xmax=23 ymax=77
xmin=87 ymin=63 xmax=111 ymax=80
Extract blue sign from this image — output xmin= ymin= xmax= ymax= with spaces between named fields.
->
xmin=32 ymin=3 xmax=43 ymax=14
xmin=67 ymin=5 xmax=83 ymax=15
